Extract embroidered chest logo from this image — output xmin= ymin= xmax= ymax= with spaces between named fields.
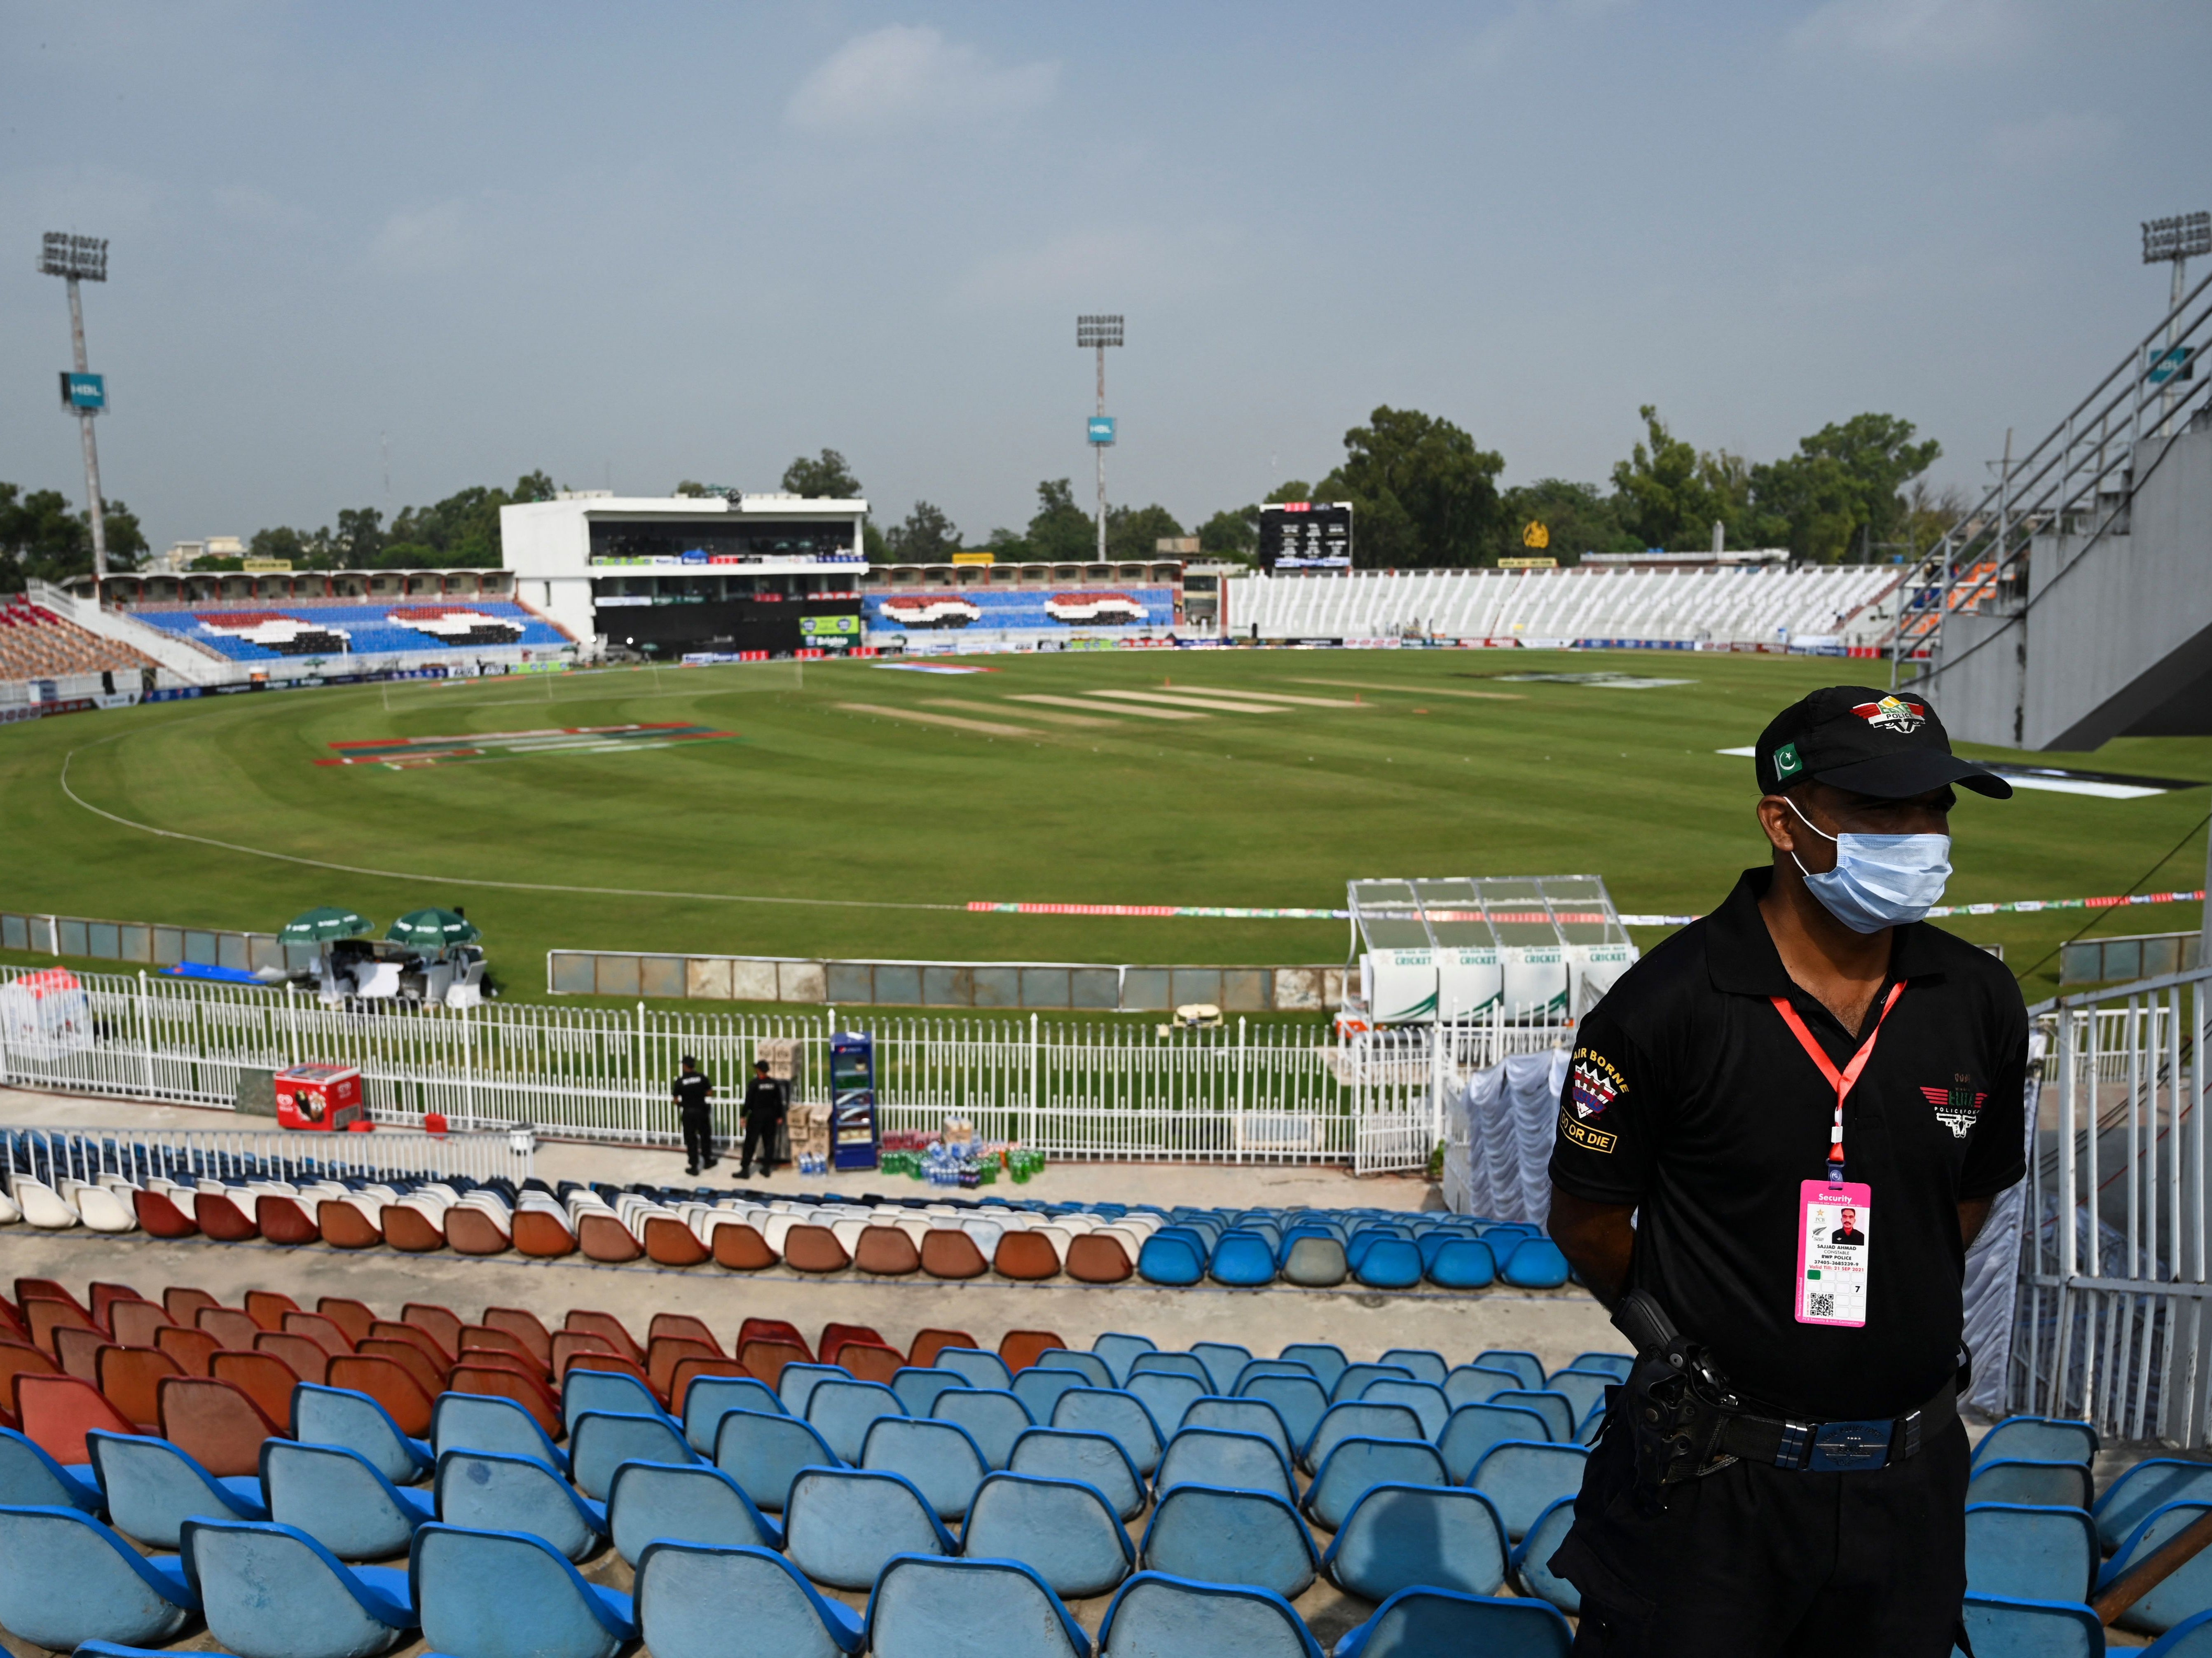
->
xmin=1920 ymin=1073 xmax=1987 ymax=1139
xmin=1852 ymin=694 xmax=1928 ymax=735
xmin=1570 ymin=1050 xmax=1626 ymax=1120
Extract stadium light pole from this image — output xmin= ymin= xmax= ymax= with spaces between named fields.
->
xmin=2142 ymin=212 xmax=2210 ymax=433
xmin=39 ymin=232 xmax=112 ymax=584
xmin=1077 ymin=314 xmax=1123 ymax=560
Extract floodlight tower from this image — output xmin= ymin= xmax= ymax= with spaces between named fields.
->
xmin=1077 ymin=314 xmax=1123 ymax=560
xmin=2142 ymin=211 xmax=2210 ymax=431
xmin=38 ymin=232 xmax=112 ymax=583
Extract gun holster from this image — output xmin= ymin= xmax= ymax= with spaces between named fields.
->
xmin=1611 ymin=1290 xmax=1741 ymax=1513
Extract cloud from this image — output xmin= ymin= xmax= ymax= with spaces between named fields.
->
xmin=786 ymin=25 xmax=1057 ymax=135
xmin=369 ymin=199 xmax=472 ymax=275
xmin=954 ymin=225 xmax=1236 ymax=309
xmin=1984 ymin=110 xmax=2119 ymax=168
xmin=1790 ymin=0 xmax=2026 ymax=64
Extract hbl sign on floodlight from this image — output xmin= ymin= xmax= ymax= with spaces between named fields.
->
xmin=59 ymin=372 xmax=105 ymax=413
xmin=1088 ymin=416 xmax=1116 ymax=445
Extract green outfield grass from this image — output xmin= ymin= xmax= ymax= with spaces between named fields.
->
xmin=1 ymin=649 xmax=2205 ymax=1006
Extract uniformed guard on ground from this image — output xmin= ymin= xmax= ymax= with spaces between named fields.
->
xmin=672 ymin=1054 xmax=716 ymax=1178
xmin=739 ymin=1057 xmax=788 ymax=1179
xmin=1546 ymin=686 xmax=2029 ymax=1657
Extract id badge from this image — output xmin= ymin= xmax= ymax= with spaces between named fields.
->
xmin=1796 ymin=1179 xmax=1871 ymax=1327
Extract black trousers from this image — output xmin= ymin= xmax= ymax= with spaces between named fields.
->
xmin=740 ymin=1115 xmax=782 ymax=1174
xmin=679 ymin=1109 xmax=714 ymax=1171
xmin=1554 ymin=1404 xmax=1969 ymax=1658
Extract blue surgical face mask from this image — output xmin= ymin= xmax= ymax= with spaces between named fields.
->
xmin=1786 ymin=799 xmax=1952 ymax=934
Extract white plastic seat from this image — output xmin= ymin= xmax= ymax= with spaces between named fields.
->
xmin=74 ymin=1185 xmax=139 ymax=1233
xmin=14 ymin=1177 xmax=80 ymax=1229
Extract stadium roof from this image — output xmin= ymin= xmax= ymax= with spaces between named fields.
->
xmin=1347 ymin=876 xmax=1632 ymax=952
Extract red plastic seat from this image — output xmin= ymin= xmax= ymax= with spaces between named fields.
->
xmin=709 ymin=1223 xmax=776 ymax=1270
xmin=133 ymin=1188 xmax=200 ymax=1237
xmin=450 ymin=1364 xmax=561 ymax=1440
xmin=16 ymin=1373 xmax=137 ymax=1464
xmin=819 ymin=1325 xmax=887 ymax=1364
xmin=97 ymin=1345 xmax=180 ymax=1430
xmin=400 ymin=1304 xmax=464 ymax=1358
xmin=194 ymin=1192 xmax=260 ymax=1241
xmin=781 ymin=1225 xmax=851 ymax=1274
xmin=357 ymin=1339 xmax=446 ymax=1399
xmin=908 ymin=1329 xmax=980 ymax=1370
xmin=920 ymin=1230 xmax=989 ymax=1281
xmin=317 ymin=1201 xmax=383 ymax=1250
xmin=648 ymin=1315 xmax=721 ymax=1353
xmin=196 ymin=1307 xmax=261 ymax=1351
xmin=837 ymin=1342 xmax=906 ymax=1386
xmin=316 ymin=1299 xmax=381 ymax=1347
xmin=668 ymin=1358 xmax=753 ymax=1414
xmin=576 ymin=1212 xmax=641 ymax=1263
xmin=992 ymin=1232 xmax=1061 ymax=1281
xmin=565 ymin=1312 xmax=644 ymax=1365
xmin=735 ymin=1340 xmax=808 ymax=1391
xmin=737 ymin=1319 xmax=810 ymax=1359
xmin=647 ymin=1338 xmax=719 ymax=1399
xmin=154 ymin=1325 xmax=221 ymax=1378
xmin=483 ymin=1309 xmax=553 ymax=1368
xmin=108 ymin=1301 xmax=175 ymax=1350
xmin=999 ymin=1330 xmax=1069 ymax=1373
xmin=255 ymin=1332 xmax=332 ymax=1387
xmin=369 ymin=1320 xmax=455 ymax=1368
xmin=26 ymin=1299 xmax=97 ymax=1358
xmin=159 ymin=1375 xmax=281 ymax=1478
xmin=853 ymin=1226 xmax=921 ymax=1275
xmin=642 ymin=1216 xmax=709 ymax=1267
xmin=256 ymin=1194 xmax=321 ymax=1246
xmin=459 ymin=1326 xmax=545 ymax=1374
xmin=381 ymin=1204 xmax=445 ymax=1253
xmin=513 ymin=1209 xmax=577 ymax=1258
xmin=327 ymin=1354 xmax=435 ymax=1436
xmin=565 ymin=1352 xmax=665 ymax=1405
xmin=281 ymin=1312 xmax=356 ymax=1357
xmin=0 ymin=1340 xmax=62 ymax=1399
xmin=164 ymin=1287 xmax=220 ymax=1325
xmin=53 ymin=1327 xmax=115 ymax=1384
xmin=1066 ymin=1233 xmax=1134 ymax=1283
xmin=444 ymin=1205 xmax=510 ymax=1256
xmin=211 ymin=1350 xmax=303 ymax=1426
xmin=87 ymin=1284 xmax=147 ymax=1330
xmin=550 ymin=1332 xmax=619 ymax=1377
xmin=244 ymin=1290 xmax=301 ymax=1331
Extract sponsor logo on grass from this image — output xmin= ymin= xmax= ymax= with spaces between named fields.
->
xmin=318 ymin=723 xmax=735 ymax=769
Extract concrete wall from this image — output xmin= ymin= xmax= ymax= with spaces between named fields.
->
xmin=1934 ymin=420 xmax=2212 ymax=749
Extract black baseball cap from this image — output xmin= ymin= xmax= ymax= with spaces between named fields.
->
xmin=680 ymin=1054 xmax=698 ymax=1066
xmin=1755 ymin=686 xmax=2012 ymax=800
xmin=754 ymin=1058 xmax=771 ymax=1070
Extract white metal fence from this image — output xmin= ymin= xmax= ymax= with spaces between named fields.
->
xmin=2012 ymin=962 xmax=2212 ymax=1445
xmin=2 ymin=1123 xmax=529 ymax=1193
xmin=0 ymin=966 xmax=1569 ymax=1169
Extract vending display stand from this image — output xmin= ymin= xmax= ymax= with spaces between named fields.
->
xmin=829 ymin=1032 xmax=880 ymax=1171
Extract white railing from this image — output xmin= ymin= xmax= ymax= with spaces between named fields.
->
xmin=2012 ymin=963 xmax=2211 ymax=1444
xmin=0 ymin=965 xmax=1573 ymax=1168
xmin=2 ymin=1123 xmax=529 ymax=1193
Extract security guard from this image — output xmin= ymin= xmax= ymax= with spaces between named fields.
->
xmin=738 ymin=1057 xmax=788 ymax=1178
xmin=673 ymin=1054 xmax=716 ymax=1177
xmin=1546 ymin=686 xmax=2029 ymax=1657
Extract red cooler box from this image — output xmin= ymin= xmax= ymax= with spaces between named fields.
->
xmin=275 ymin=1063 xmax=366 ymax=1131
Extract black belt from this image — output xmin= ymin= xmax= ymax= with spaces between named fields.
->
xmin=1711 ymin=1378 xmax=1955 ymax=1473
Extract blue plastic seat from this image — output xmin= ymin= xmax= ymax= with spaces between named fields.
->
xmin=1491 ymin=1389 xmax=1576 ymax=1443
xmin=1334 ymin=1585 xmax=1572 ymax=1658
xmin=1964 ymin=1501 xmax=2098 ymax=1604
xmin=930 ymin=1387 xmax=1035 ymax=1470
xmin=934 ymin=1347 xmax=1017 ymax=1392
xmin=1278 ymin=1344 xmax=1348 ymax=1392
xmin=2097 ymin=1460 xmax=2212 ymax=1551
xmin=1498 ymin=1238 xmax=1572 ymax=1288
xmin=86 ymin=1431 xmax=268 ymax=1549
xmin=1232 ymin=1359 xmax=1319 ymax=1392
xmin=607 ymin=1459 xmax=781 ymax=1566
xmin=1008 ymin=1427 xmax=1148 ymax=1522
xmin=1239 ymin=1375 xmax=1329 ymax=1454
xmin=1091 ymin=1333 xmax=1159 ymax=1387
xmin=263 ymin=1441 xmax=434 ymax=1561
xmin=1139 ymin=1234 xmax=1207 ymax=1285
xmin=410 ymin=1522 xmax=634 ymax=1658
xmin=681 ymin=1375 xmax=784 ymax=1452
xmin=635 ymin=1541 xmax=863 ymax=1658
xmin=1426 ymin=1238 xmax=1497 ymax=1288
xmin=433 ymin=1449 xmax=608 ymax=1562
xmin=1470 ymin=1442 xmax=1589 ymax=1542
xmin=2102 ymin=1501 xmax=2212 ymax=1635
xmin=1359 ymin=1380 xmax=1451 ymax=1440
xmin=1304 ymin=1402 xmax=1426 ymax=1474
xmin=783 ymin=1467 xmax=956 ymax=1590
xmin=0 ymin=1426 xmax=102 ymax=1512
xmin=1562 ymin=1352 xmax=1634 ymax=1381
xmin=1353 ymin=1238 xmax=1423 ymax=1288
xmin=1442 ymin=1364 xmax=1523 ymax=1408
xmin=1375 ymin=1349 xmax=1447 ymax=1387
xmin=1191 ymin=1344 xmax=1254 ymax=1395
xmin=1129 ymin=1372 xmax=1206 ymax=1437
xmin=432 ymin=1393 xmax=571 ymax=1478
xmin=1208 ymin=1233 xmax=1279 ymax=1286
xmin=862 ymin=1416 xmax=992 ymax=1521
xmin=292 ymin=1384 xmax=433 ymax=1487
xmin=2144 ymin=1609 xmax=2212 ymax=1655
xmin=1956 ymin=1593 xmax=2104 ymax=1658
xmin=1180 ymin=1397 xmax=1294 ymax=1466
xmin=867 ymin=1554 xmax=1090 ymax=1658
xmin=1098 ymin=1571 xmax=1322 ymax=1658
xmin=1130 ymin=1353 xmax=1212 ymax=1388
xmin=891 ymin=1366 xmax=969 ymax=1418
xmin=1304 ymin=1438 xmax=1451 ymax=1531
xmin=962 ymin=1471 xmax=1135 ymax=1597
xmin=1438 ymin=1403 xmax=1554 ymax=1482
xmin=1035 ymin=1350 xmax=1115 ymax=1389
xmin=778 ymin=1363 xmax=850 ymax=1419
xmin=1541 ymin=1370 xmax=1610 ymax=1426
xmin=1475 ymin=1350 xmax=1545 ymax=1391
xmin=714 ymin=1408 xmax=840 ymax=1511
xmin=182 ymin=1517 xmax=417 ymax=1658
xmin=1975 ymin=1417 xmax=2102 ymax=1470
xmin=1323 ymin=1482 xmax=1510 ymax=1601
xmin=1053 ymin=1388 xmax=1167 ymax=1477
xmin=805 ymin=1379 xmax=904 ymax=1463
xmin=0 ymin=1505 xmax=199 ymax=1650
xmin=1140 ymin=1484 xmax=1319 ymax=1600
xmin=1329 ymin=1363 xmax=1415 ymax=1405
xmin=1156 ymin=1428 xmax=1296 ymax=1504
xmin=1014 ymin=1366 xmax=1091 ymax=1423
xmin=1510 ymin=1495 xmax=1580 ymax=1613
xmin=1967 ymin=1458 xmax=2093 ymax=1510
xmin=560 ymin=1368 xmax=665 ymax=1434
xmin=568 ymin=1408 xmax=698 ymax=1499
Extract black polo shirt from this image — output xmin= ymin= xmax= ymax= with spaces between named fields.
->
xmin=1549 ymin=866 xmax=2027 ymax=1422
xmin=673 ymin=1070 xmax=713 ymax=1116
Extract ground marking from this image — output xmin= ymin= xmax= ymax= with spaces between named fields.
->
xmin=1286 ymin=677 xmax=1524 ymax=700
xmin=1009 ymin=694 xmax=1204 ymax=721
xmin=1175 ymin=688 xmax=1368 ymax=708
xmin=922 ymin=698 xmax=1121 ymax=728
xmin=836 ymin=702 xmax=1039 ymax=738
xmin=1089 ymin=690 xmax=1287 ymax=714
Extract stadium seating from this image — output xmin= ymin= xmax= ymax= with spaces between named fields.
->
xmin=127 ymin=600 xmax=568 ymax=664
xmin=0 ymin=595 xmax=156 ymax=683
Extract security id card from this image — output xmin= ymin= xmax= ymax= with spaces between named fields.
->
xmin=1796 ymin=1179 xmax=1871 ymax=1328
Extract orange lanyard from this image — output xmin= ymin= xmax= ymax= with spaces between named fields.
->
xmin=1770 ymin=981 xmax=1905 ymax=1180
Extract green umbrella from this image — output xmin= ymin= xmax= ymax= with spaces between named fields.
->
xmin=279 ymin=905 xmax=374 ymax=945
xmin=387 ymin=907 xmax=480 ymax=948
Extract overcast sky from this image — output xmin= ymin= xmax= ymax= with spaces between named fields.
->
xmin=2 ymin=0 xmax=2204 ymax=555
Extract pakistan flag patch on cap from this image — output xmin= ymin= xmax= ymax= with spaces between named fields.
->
xmin=1774 ymin=741 xmax=1804 ymax=780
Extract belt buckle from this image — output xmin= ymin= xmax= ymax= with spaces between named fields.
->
xmin=1807 ymin=1418 xmax=1893 ymax=1472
